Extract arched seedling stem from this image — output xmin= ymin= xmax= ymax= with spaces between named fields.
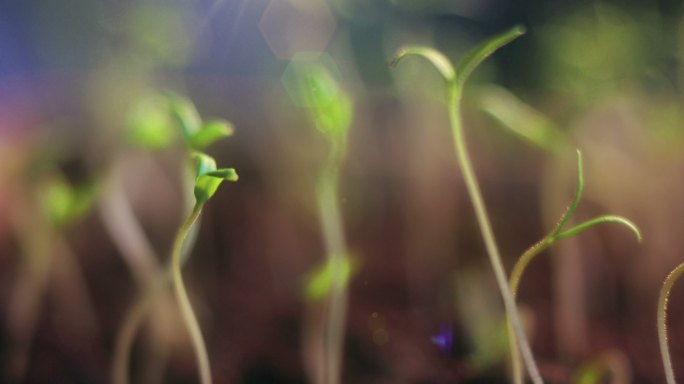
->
xmin=508 ymin=150 xmax=641 ymax=384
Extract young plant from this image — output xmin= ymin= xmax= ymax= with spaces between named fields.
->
xmin=112 ymin=93 xmax=236 ymax=384
xmin=389 ymin=26 xmax=546 ymax=383
xmin=284 ymin=54 xmax=354 ymax=384
xmin=171 ymin=151 xmax=237 ymax=384
xmin=507 ymin=150 xmax=641 ymax=384
xmin=658 ymin=262 xmax=684 ymax=384
xmin=7 ymin=162 xmax=100 ymax=382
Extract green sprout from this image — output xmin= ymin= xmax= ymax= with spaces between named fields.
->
xmin=389 ymin=26 xmax=547 ymax=383
xmin=658 ymin=262 xmax=684 ymax=384
xmin=284 ymin=53 xmax=354 ymax=384
xmin=7 ymin=157 xmax=100 ymax=382
xmin=169 ymin=151 xmax=237 ymax=384
xmin=507 ymin=150 xmax=641 ymax=384
xmin=113 ymin=93 xmax=237 ymax=384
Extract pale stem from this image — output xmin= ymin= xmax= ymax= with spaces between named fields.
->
xmin=170 ymin=205 xmax=212 ymax=384
xmin=447 ymin=86 xmax=544 ymax=384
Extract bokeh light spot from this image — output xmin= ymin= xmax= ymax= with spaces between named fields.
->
xmin=259 ymin=0 xmax=337 ymax=60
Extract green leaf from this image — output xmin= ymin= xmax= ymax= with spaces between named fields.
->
xmin=126 ymin=97 xmax=175 ymax=150
xmin=389 ymin=46 xmax=456 ymax=83
xmin=193 ymin=152 xmax=217 ymax=176
xmin=282 ymin=54 xmax=342 ymax=109
xmin=41 ymin=175 xmax=98 ymax=229
xmin=167 ymin=92 xmax=202 ymax=142
xmin=205 ymin=168 xmax=238 ymax=182
xmin=42 ymin=177 xmax=73 ymax=227
xmin=478 ymin=85 xmax=566 ymax=154
xmin=304 ymin=255 xmax=354 ymax=301
xmin=189 ymin=120 xmax=234 ymax=150
xmin=191 ymin=152 xmax=238 ymax=203
xmin=456 ymin=25 xmax=526 ymax=87
xmin=557 ymin=215 xmax=642 ymax=243
xmin=314 ymin=92 xmax=353 ymax=139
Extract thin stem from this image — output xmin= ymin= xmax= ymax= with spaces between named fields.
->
xmin=316 ymin=144 xmax=349 ymax=384
xmin=508 ymin=238 xmax=552 ymax=384
xmin=170 ymin=204 xmax=212 ymax=384
xmin=658 ymin=262 xmax=684 ymax=384
xmin=447 ymin=85 xmax=543 ymax=384
xmin=99 ymin=162 xmax=161 ymax=287
xmin=550 ymin=150 xmax=583 ymax=238
xmin=112 ymin=271 xmax=171 ymax=384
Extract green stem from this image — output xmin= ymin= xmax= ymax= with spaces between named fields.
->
xmin=508 ymin=237 xmax=552 ymax=384
xmin=447 ymin=85 xmax=543 ymax=384
xmin=170 ymin=204 xmax=212 ymax=384
xmin=316 ymin=144 xmax=349 ymax=384
xmin=508 ymin=215 xmax=640 ymax=384
xmin=658 ymin=262 xmax=684 ymax=384
xmin=557 ymin=216 xmax=641 ymax=242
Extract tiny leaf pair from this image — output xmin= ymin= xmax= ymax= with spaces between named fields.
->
xmin=128 ymin=93 xmax=234 ymax=152
xmin=192 ymin=152 xmax=238 ymax=205
xmin=168 ymin=94 xmax=234 ymax=151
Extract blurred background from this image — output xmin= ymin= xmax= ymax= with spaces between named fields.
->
xmin=2 ymin=0 xmax=684 ymax=382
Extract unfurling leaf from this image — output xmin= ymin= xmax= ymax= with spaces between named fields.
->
xmin=190 ymin=120 xmax=234 ymax=150
xmin=192 ymin=152 xmax=238 ymax=204
xmin=167 ymin=92 xmax=202 ymax=142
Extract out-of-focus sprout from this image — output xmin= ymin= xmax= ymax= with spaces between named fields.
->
xmin=114 ymin=93 xmax=237 ymax=384
xmin=389 ymin=26 xmax=546 ymax=384
xmin=7 ymin=155 xmax=100 ymax=382
xmin=283 ymin=52 xmax=354 ymax=384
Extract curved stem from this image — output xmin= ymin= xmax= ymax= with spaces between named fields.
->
xmin=659 ymin=262 xmax=684 ymax=384
xmin=112 ymin=271 xmax=171 ymax=384
xmin=170 ymin=205 xmax=212 ymax=384
xmin=447 ymin=86 xmax=543 ymax=384
xmin=316 ymin=145 xmax=349 ymax=384
xmin=557 ymin=216 xmax=641 ymax=242
xmin=508 ymin=238 xmax=551 ymax=384
xmin=507 ymin=215 xmax=640 ymax=383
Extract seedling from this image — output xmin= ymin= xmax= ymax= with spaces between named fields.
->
xmin=658 ymin=262 xmax=684 ymax=384
xmin=170 ymin=151 xmax=237 ymax=384
xmin=7 ymin=159 xmax=100 ymax=382
xmin=283 ymin=53 xmax=354 ymax=384
xmin=113 ymin=93 xmax=237 ymax=384
xmin=507 ymin=150 xmax=641 ymax=384
xmin=390 ymin=26 xmax=547 ymax=383
xmin=478 ymin=84 xmax=643 ymax=383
